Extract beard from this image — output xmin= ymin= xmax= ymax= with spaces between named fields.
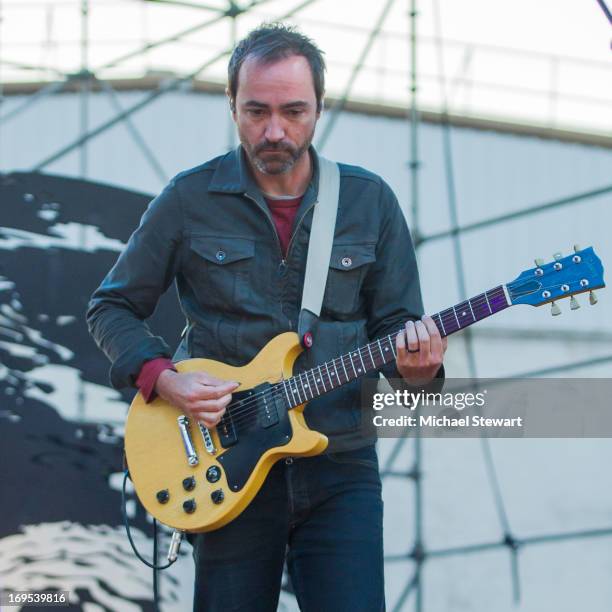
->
xmin=240 ymin=127 xmax=315 ymax=176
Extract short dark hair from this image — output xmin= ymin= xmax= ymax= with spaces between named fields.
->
xmin=228 ymin=23 xmax=326 ymax=112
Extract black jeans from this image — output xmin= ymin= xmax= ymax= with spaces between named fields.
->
xmin=188 ymin=444 xmax=385 ymax=611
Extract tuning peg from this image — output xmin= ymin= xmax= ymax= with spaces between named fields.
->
xmin=570 ymin=296 xmax=580 ymax=310
xmin=573 ymin=244 xmax=581 ymax=253
xmin=553 ymin=252 xmax=562 ymax=261
xmin=551 ymin=301 xmax=561 ymax=316
xmin=534 ymin=258 xmax=545 ymax=267
xmin=589 ymin=291 xmax=598 ymax=305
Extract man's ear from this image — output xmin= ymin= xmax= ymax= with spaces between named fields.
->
xmin=225 ymin=87 xmax=236 ymax=114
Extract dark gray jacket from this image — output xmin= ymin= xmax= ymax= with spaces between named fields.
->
xmin=87 ymin=146 xmax=443 ymax=451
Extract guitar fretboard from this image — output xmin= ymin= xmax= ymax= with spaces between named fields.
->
xmin=280 ymin=285 xmax=509 ymax=409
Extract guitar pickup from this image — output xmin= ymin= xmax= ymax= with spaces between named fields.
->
xmin=218 ymin=417 xmax=237 ymax=448
xmin=258 ymin=387 xmax=280 ymax=429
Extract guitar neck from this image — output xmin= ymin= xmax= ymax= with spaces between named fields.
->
xmin=281 ymin=285 xmax=510 ymax=408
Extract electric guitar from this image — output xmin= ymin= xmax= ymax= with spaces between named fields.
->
xmin=124 ymin=246 xmax=605 ymax=533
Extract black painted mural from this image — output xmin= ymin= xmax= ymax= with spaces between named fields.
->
xmin=0 ymin=172 xmax=190 ymax=611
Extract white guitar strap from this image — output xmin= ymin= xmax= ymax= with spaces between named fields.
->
xmin=298 ymin=155 xmax=340 ymax=346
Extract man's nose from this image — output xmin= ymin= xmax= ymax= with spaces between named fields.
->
xmin=264 ymin=114 xmax=286 ymax=142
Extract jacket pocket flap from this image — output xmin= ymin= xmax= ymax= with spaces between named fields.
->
xmin=190 ymin=235 xmax=255 ymax=265
xmin=329 ymin=243 xmax=376 ymax=271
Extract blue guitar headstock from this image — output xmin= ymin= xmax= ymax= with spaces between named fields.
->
xmin=506 ymin=246 xmax=605 ymax=314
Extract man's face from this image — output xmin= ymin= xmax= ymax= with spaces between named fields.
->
xmin=232 ymin=54 xmax=320 ymax=175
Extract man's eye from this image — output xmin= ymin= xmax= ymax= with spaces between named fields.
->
xmin=288 ymin=109 xmax=303 ymax=117
xmin=247 ymin=109 xmax=264 ymax=117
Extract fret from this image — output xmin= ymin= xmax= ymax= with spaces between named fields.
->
xmin=440 ymin=308 xmax=460 ymax=333
xmin=389 ymin=336 xmax=397 ymax=359
xmin=452 ymin=305 xmax=461 ymax=328
xmin=355 ymin=350 xmax=366 ymax=373
xmin=291 ymin=377 xmax=303 ymax=404
xmin=367 ymin=343 xmax=376 ymax=369
xmin=435 ymin=312 xmax=447 ymax=336
xmin=332 ymin=359 xmax=341 ymax=384
xmin=340 ymin=355 xmax=349 ymax=383
xmin=348 ymin=353 xmax=358 ymax=378
xmin=467 ymin=299 xmax=476 ymax=321
xmin=470 ymin=293 xmax=490 ymax=320
xmin=324 ymin=362 xmax=334 ymax=389
xmin=317 ymin=365 xmax=327 ymax=392
xmin=455 ymin=300 xmax=475 ymax=326
xmin=309 ymin=368 xmax=319 ymax=395
xmin=484 ymin=291 xmax=493 ymax=314
xmin=282 ymin=380 xmax=292 ymax=406
xmin=302 ymin=370 xmax=317 ymax=399
xmin=300 ymin=372 xmax=313 ymax=400
xmin=376 ymin=338 xmax=384 ymax=362
xmin=307 ymin=369 xmax=319 ymax=397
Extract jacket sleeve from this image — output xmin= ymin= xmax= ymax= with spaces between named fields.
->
xmin=363 ymin=179 xmax=445 ymax=391
xmin=86 ymin=180 xmax=185 ymax=390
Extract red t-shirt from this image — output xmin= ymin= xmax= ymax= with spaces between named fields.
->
xmin=263 ymin=194 xmax=302 ymax=259
xmin=137 ymin=195 xmax=302 ymax=402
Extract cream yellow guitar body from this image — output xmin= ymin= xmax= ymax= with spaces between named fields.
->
xmin=124 ymin=332 xmax=328 ymax=533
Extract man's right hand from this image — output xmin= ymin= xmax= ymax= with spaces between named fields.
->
xmin=155 ymin=370 xmax=239 ymax=428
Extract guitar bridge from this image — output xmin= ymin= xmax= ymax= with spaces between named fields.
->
xmin=199 ymin=424 xmax=217 ymax=455
xmin=177 ymin=415 xmax=198 ymax=466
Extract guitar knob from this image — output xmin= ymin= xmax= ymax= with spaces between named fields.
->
xmin=553 ymin=252 xmax=562 ymax=261
xmin=570 ymin=296 xmax=580 ymax=310
xmin=211 ymin=489 xmax=225 ymax=505
xmin=206 ymin=465 xmax=221 ymax=483
xmin=534 ymin=258 xmax=545 ymax=267
xmin=183 ymin=499 xmax=197 ymax=513
xmin=182 ymin=476 xmax=196 ymax=491
xmin=589 ymin=291 xmax=598 ymax=305
xmin=573 ymin=244 xmax=581 ymax=253
xmin=156 ymin=489 xmax=169 ymax=504
xmin=550 ymin=301 xmax=561 ymax=316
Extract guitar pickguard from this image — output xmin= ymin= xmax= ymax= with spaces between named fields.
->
xmin=217 ymin=382 xmax=292 ymax=492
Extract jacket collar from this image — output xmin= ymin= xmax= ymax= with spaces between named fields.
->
xmin=208 ymin=144 xmax=321 ymax=207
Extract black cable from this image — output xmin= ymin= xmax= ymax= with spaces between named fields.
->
xmin=153 ymin=519 xmax=160 ymax=612
xmin=121 ymin=470 xmax=176 ymax=571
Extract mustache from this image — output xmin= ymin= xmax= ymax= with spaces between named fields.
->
xmin=254 ymin=141 xmax=295 ymax=154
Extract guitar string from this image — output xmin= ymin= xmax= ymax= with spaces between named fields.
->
xmin=217 ymin=339 xmax=394 ymax=431
xmin=212 ymin=281 xmax=579 ymax=429
xmin=216 ymin=298 xmax=480 ymax=431
xmin=210 ymin=289 xmax=510 ymax=429
xmin=219 ymin=288 xmax=507 ymax=419
xmin=222 ymin=280 xmax=580 ymax=430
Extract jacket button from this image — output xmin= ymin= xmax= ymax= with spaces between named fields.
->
xmin=215 ymin=250 xmax=226 ymax=262
xmin=341 ymin=256 xmax=352 ymax=267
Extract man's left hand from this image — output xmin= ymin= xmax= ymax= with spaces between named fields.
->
xmin=396 ymin=315 xmax=448 ymax=386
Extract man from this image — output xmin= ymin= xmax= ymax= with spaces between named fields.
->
xmin=87 ymin=23 xmax=446 ymax=612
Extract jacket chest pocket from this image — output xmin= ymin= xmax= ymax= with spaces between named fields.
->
xmin=323 ymin=243 xmax=376 ymax=316
xmin=188 ymin=235 xmax=255 ymax=308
